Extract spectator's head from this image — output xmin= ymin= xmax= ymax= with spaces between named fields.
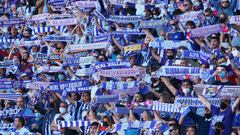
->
xmin=204 ymin=107 xmax=212 ymax=119
xmin=168 ymin=118 xmax=178 ymax=126
xmin=183 ymin=0 xmax=193 ymax=12
xmin=0 ymin=68 xmax=6 ymax=77
xmin=89 ymin=122 xmax=100 ymax=135
xmin=67 ymin=25 xmax=75 ymax=33
xmin=220 ymin=0 xmax=230 ymax=9
xmin=76 ymin=25 xmax=83 ymax=35
xmin=58 ymin=73 xmax=66 ymax=82
xmin=14 ymin=117 xmax=25 ymax=129
xmin=204 ymin=8 xmax=213 ymax=17
xmin=216 ymin=65 xmax=228 ymax=80
xmin=169 ymin=123 xmax=181 ymax=135
xmin=87 ymin=109 xmax=97 ymax=121
xmin=144 ymin=9 xmax=152 ymax=19
xmin=219 ymin=12 xmax=228 ymax=24
xmin=166 ymin=49 xmax=175 ymax=59
xmin=210 ymin=34 xmax=220 ymax=49
xmin=112 ymin=45 xmax=121 ymax=55
xmin=181 ymin=79 xmax=193 ymax=96
xmin=186 ymin=21 xmax=196 ymax=31
xmin=23 ymin=28 xmax=32 ymax=39
xmin=150 ymin=71 xmax=158 ymax=84
xmin=17 ymin=96 xmax=25 ymax=109
xmin=220 ymin=97 xmax=230 ymax=111
xmin=10 ymin=26 xmax=18 ymax=37
xmin=214 ymin=122 xmax=224 ymax=135
xmin=152 ymin=8 xmax=160 ymax=19
xmin=186 ymin=126 xmax=197 ymax=135
xmin=81 ymin=92 xmax=91 ymax=103
xmin=59 ymin=102 xmax=68 ymax=114
xmin=141 ymin=110 xmax=152 ymax=121
xmin=70 ymin=92 xmax=80 ymax=101
xmin=133 ymin=93 xmax=143 ymax=103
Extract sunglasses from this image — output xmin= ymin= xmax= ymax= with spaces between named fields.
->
xmin=222 ymin=1 xmax=229 ymax=3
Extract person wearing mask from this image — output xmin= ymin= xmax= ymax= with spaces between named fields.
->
xmin=210 ymin=0 xmax=237 ymax=16
xmin=212 ymin=65 xmax=234 ymax=85
xmin=198 ymin=95 xmax=240 ymax=135
xmin=161 ymin=77 xmax=195 ymax=97
xmin=203 ymin=8 xmax=217 ymax=26
xmin=51 ymin=102 xmax=73 ymax=133
xmin=184 ymin=107 xmax=212 ymax=135
xmin=67 ymin=92 xmax=91 ymax=120
xmin=14 ymin=117 xmax=30 ymax=133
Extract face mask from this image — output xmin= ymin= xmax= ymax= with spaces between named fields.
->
xmin=151 ymin=77 xmax=158 ymax=83
xmin=167 ymin=55 xmax=174 ymax=59
xmin=153 ymin=15 xmax=158 ymax=19
xmin=204 ymin=113 xmax=212 ymax=119
xmin=219 ymin=71 xmax=226 ymax=78
xmin=31 ymin=52 xmax=37 ymax=56
xmin=103 ymin=122 xmax=108 ymax=127
xmin=58 ymin=74 xmax=65 ymax=81
xmin=183 ymin=88 xmax=191 ymax=95
xmin=193 ymin=1 xmax=200 ymax=6
xmin=105 ymin=25 xmax=110 ymax=31
xmin=35 ymin=113 xmax=41 ymax=119
xmin=116 ymin=58 xmax=122 ymax=61
xmin=127 ymin=28 xmax=132 ymax=31
xmin=159 ymin=36 xmax=165 ymax=41
xmin=186 ymin=29 xmax=191 ymax=32
xmin=49 ymin=103 xmax=55 ymax=108
xmin=206 ymin=16 xmax=211 ymax=20
xmin=59 ymin=107 xmax=66 ymax=114
xmin=219 ymin=18 xmax=226 ymax=23
xmin=220 ymin=102 xmax=227 ymax=110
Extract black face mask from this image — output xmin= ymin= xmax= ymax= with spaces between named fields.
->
xmin=113 ymin=50 xmax=120 ymax=54
xmin=167 ymin=56 xmax=174 ymax=59
xmin=219 ymin=18 xmax=226 ymax=23
xmin=220 ymin=102 xmax=228 ymax=110
xmin=204 ymin=113 xmax=212 ymax=119
xmin=151 ymin=78 xmax=158 ymax=83
xmin=103 ymin=122 xmax=108 ymax=127
xmin=49 ymin=103 xmax=55 ymax=108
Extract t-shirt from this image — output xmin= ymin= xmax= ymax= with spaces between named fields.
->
xmin=209 ymin=105 xmax=236 ymax=135
xmin=15 ymin=127 xmax=30 ymax=133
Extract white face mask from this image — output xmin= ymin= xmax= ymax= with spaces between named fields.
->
xmin=153 ymin=15 xmax=158 ymax=19
xmin=59 ymin=107 xmax=66 ymax=114
xmin=116 ymin=58 xmax=122 ymax=61
xmin=183 ymin=88 xmax=191 ymax=95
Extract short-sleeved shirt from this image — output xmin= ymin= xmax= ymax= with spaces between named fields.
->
xmin=209 ymin=105 xmax=236 ymax=135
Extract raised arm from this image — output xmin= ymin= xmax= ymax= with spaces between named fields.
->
xmin=232 ymin=96 xmax=240 ymax=113
xmin=151 ymin=48 xmax=161 ymax=62
xmin=197 ymin=94 xmax=211 ymax=110
xmin=111 ymin=36 xmax=123 ymax=51
xmin=161 ymin=77 xmax=177 ymax=96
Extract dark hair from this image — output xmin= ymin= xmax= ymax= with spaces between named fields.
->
xmin=214 ymin=122 xmax=224 ymax=135
xmin=90 ymin=121 xmax=100 ymax=127
xmin=15 ymin=117 xmax=25 ymax=126
xmin=187 ymin=125 xmax=197 ymax=133
xmin=186 ymin=21 xmax=196 ymax=28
